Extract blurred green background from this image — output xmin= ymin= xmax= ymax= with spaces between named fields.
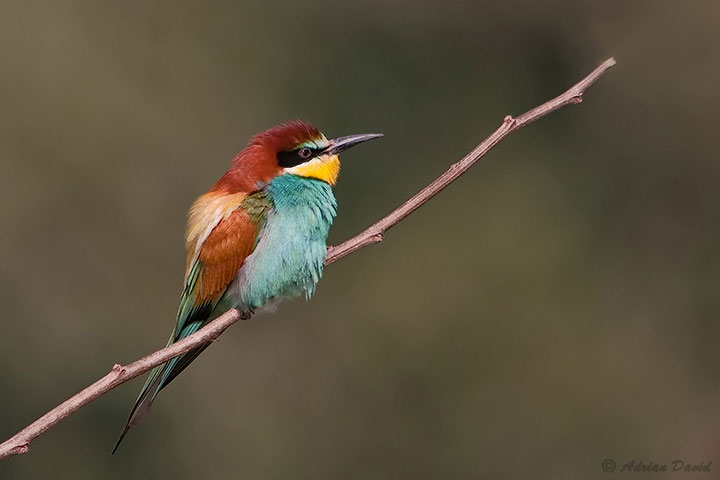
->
xmin=1 ymin=0 xmax=718 ymax=478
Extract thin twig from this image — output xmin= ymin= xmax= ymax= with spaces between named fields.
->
xmin=0 ymin=57 xmax=615 ymax=461
xmin=325 ymin=57 xmax=616 ymax=264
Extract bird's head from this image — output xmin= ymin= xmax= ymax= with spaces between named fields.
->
xmin=213 ymin=120 xmax=382 ymax=193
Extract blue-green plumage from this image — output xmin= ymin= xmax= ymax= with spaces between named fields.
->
xmin=233 ymin=174 xmax=337 ymax=309
xmin=113 ymin=174 xmax=337 ymax=452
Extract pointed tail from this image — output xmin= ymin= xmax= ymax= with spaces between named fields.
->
xmin=112 ymin=322 xmax=210 ymax=453
xmin=111 ymin=362 xmax=166 ymax=454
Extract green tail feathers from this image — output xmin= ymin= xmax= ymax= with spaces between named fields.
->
xmin=112 ymin=320 xmax=208 ymax=454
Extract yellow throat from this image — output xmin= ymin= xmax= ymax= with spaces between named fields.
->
xmin=286 ymin=154 xmax=341 ymax=186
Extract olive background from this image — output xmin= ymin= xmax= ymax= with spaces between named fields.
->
xmin=1 ymin=1 xmax=718 ymax=479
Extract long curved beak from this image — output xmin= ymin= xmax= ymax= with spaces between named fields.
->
xmin=324 ymin=133 xmax=383 ymax=155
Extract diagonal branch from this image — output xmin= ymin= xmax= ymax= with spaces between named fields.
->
xmin=325 ymin=57 xmax=616 ymax=264
xmin=0 ymin=57 xmax=616 ymax=461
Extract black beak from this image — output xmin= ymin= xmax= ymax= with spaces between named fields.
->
xmin=324 ymin=133 xmax=383 ymax=155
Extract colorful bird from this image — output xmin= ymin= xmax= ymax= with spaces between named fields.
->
xmin=113 ymin=121 xmax=381 ymax=452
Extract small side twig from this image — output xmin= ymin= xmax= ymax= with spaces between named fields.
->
xmin=0 ymin=57 xmax=615 ymax=461
xmin=325 ymin=57 xmax=616 ymax=264
xmin=0 ymin=309 xmax=240 ymax=458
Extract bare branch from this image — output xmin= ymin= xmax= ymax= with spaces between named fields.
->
xmin=0 ymin=57 xmax=615 ymax=461
xmin=325 ymin=57 xmax=616 ymax=265
xmin=0 ymin=308 xmax=241 ymax=459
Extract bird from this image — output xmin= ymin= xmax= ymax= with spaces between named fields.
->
xmin=112 ymin=120 xmax=382 ymax=452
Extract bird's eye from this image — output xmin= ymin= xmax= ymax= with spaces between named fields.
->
xmin=298 ymin=147 xmax=313 ymax=160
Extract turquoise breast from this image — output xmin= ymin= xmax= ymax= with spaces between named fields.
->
xmin=230 ymin=174 xmax=337 ymax=311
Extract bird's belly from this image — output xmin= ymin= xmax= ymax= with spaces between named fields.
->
xmin=229 ymin=221 xmax=329 ymax=311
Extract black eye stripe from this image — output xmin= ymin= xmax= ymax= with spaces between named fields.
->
xmin=277 ymin=147 xmax=321 ymax=168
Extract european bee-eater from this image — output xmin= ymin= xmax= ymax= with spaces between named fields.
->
xmin=113 ymin=121 xmax=381 ymax=451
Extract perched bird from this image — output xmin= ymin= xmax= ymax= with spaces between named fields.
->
xmin=113 ymin=121 xmax=381 ymax=452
